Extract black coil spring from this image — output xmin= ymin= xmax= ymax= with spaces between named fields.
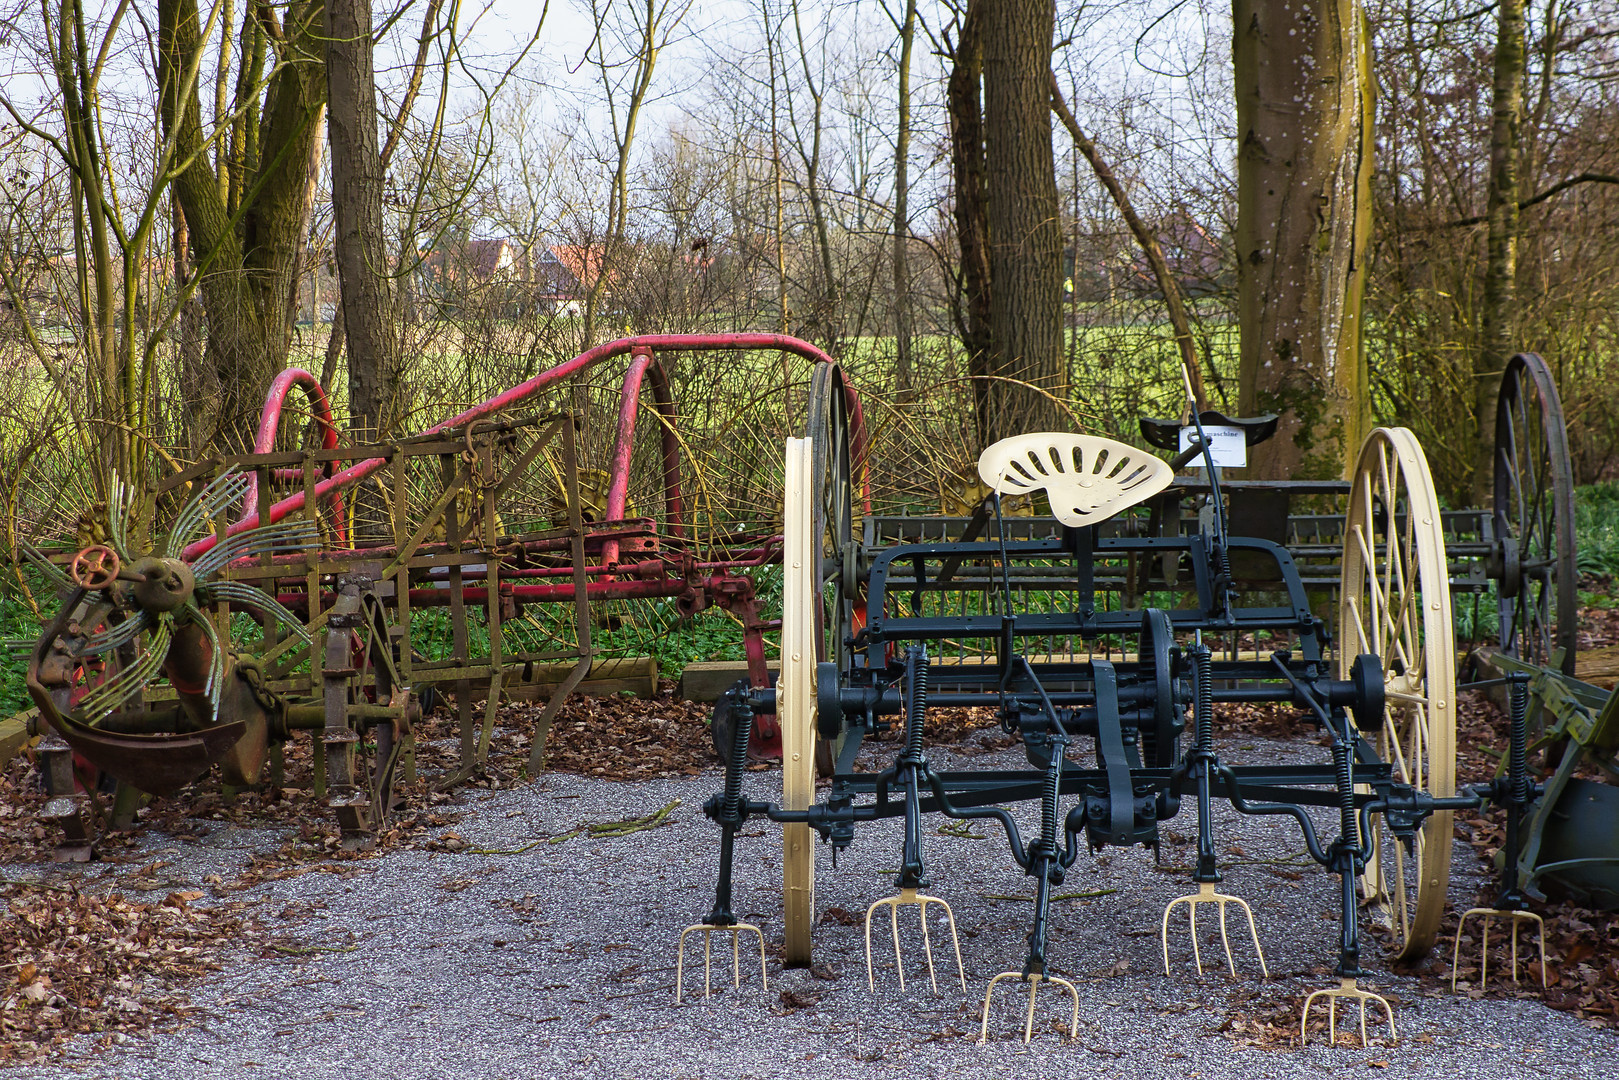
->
xmin=1509 ymin=677 xmax=1529 ymax=804
xmin=723 ymin=693 xmax=752 ymax=812
xmin=1040 ymin=758 xmax=1061 ymax=848
xmin=905 ymin=646 xmax=928 ymax=758
xmin=1333 ymin=738 xmax=1357 ymax=844
xmin=1194 ymin=643 xmax=1213 ymax=752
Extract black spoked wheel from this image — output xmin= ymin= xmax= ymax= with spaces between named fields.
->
xmin=807 ymin=363 xmax=856 ymax=677
xmin=1493 ymin=353 xmax=1578 ymax=676
xmin=806 ymin=365 xmax=861 ymax=777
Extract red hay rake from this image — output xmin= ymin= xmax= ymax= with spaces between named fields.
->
xmin=14 ymin=334 xmax=868 ymax=855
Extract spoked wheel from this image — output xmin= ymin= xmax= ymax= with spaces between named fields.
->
xmin=1339 ymin=428 xmax=1457 ymax=960
xmin=1494 ymin=353 xmax=1577 ymax=676
xmin=23 ymin=473 xmax=319 ymax=796
xmin=326 ymin=587 xmax=411 ymax=843
xmin=780 ymin=362 xmax=863 ymax=967
xmin=807 ymin=364 xmax=858 ymax=763
xmin=780 ymin=435 xmax=818 ymax=965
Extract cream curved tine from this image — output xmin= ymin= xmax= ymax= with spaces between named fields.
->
xmin=675 ymin=922 xmax=767 ymax=1003
xmin=1161 ymin=882 xmax=1268 ymax=978
xmin=1300 ymin=978 xmax=1396 ymax=1046
xmin=1452 ymin=908 xmax=1548 ymax=991
xmin=865 ymin=890 xmax=967 ymax=994
xmin=977 ymin=972 xmax=1080 ymax=1045
xmin=976 ymin=432 xmax=1176 ymax=528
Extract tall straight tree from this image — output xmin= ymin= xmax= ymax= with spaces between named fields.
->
xmin=1475 ymin=0 xmax=1525 ymax=498
xmin=886 ymin=0 xmax=918 ymax=396
xmin=327 ymin=0 xmax=399 ymax=443
xmin=1233 ymin=0 xmax=1374 ymax=478
xmin=945 ymin=1 xmax=993 ymax=440
xmin=979 ymin=0 xmax=1064 ymax=440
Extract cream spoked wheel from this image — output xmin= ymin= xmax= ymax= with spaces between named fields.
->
xmin=1339 ymin=427 xmax=1457 ymax=960
xmin=780 ymin=435 xmax=818 ymax=965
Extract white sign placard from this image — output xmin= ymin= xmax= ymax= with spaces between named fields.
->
xmin=1178 ymin=424 xmax=1247 ymax=468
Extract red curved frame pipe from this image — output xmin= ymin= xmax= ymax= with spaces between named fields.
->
xmin=602 ymin=347 xmax=686 ymax=566
xmin=186 ymin=333 xmax=870 ymax=560
xmin=242 ymin=367 xmax=348 ymax=546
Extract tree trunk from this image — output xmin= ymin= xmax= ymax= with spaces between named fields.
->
xmin=1233 ymin=0 xmax=1374 ymax=479
xmin=1474 ymin=0 xmax=1525 ymax=499
xmin=980 ymin=0 xmax=1065 ymax=442
xmin=946 ymin=5 xmax=992 ymax=444
xmin=891 ymin=0 xmax=917 ymax=396
xmin=327 ymin=0 xmax=399 ymax=445
xmin=159 ymin=0 xmax=326 ymax=447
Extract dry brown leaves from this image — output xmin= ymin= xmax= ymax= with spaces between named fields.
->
xmin=0 ymin=882 xmax=270 ymax=1064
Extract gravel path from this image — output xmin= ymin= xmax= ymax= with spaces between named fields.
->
xmin=12 ymin=732 xmax=1619 ymax=1079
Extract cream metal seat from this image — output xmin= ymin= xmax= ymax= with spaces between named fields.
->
xmin=977 ymin=432 xmax=1174 ymax=527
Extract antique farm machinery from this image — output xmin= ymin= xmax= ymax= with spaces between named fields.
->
xmin=8 ymin=334 xmax=867 ymax=857
xmin=681 ymin=415 xmax=1487 ymax=1045
xmin=1445 ymin=352 xmax=1619 ymax=987
xmin=860 ymin=352 xmax=1579 ymax=681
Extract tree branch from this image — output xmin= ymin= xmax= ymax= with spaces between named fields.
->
xmin=1443 ymin=172 xmax=1619 ymax=228
xmin=1049 ymin=70 xmax=1209 ymax=411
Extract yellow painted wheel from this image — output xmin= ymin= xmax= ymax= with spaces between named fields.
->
xmin=1339 ymin=427 xmax=1456 ymax=960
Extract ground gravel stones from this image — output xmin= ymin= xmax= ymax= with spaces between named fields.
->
xmin=6 ymin=726 xmax=1618 ymax=1079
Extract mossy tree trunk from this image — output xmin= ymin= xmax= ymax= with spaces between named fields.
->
xmin=1234 ymin=0 xmax=1374 ymax=479
xmin=946 ymin=3 xmax=993 ymax=443
xmin=159 ymin=0 xmax=327 ymax=450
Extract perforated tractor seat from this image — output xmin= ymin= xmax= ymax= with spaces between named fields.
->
xmin=977 ymin=432 xmax=1174 ymax=528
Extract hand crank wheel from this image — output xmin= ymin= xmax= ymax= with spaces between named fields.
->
xmin=1339 ymin=428 xmax=1457 ymax=959
xmin=1493 ymin=353 xmax=1577 ymax=676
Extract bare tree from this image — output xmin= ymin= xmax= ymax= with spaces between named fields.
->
xmin=158 ymin=0 xmax=328 ymax=447
xmin=328 ymin=0 xmax=400 ymax=444
xmin=885 ymin=0 xmax=918 ymax=395
xmin=1474 ymin=0 xmax=1525 ymax=497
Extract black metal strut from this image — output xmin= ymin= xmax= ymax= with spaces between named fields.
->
xmin=700 ymin=685 xmax=756 ymax=927
xmin=895 ymin=645 xmax=932 ymax=891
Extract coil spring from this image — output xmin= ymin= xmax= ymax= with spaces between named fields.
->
xmin=723 ymin=692 xmax=752 ymax=812
xmin=1333 ymin=737 xmax=1357 ymax=845
xmin=1040 ymin=757 xmax=1061 ymax=849
xmin=905 ymin=646 xmax=928 ymax=758
xmin=1509 ymin=677 xmax=1529 ymax=805
xmin=1194 ymin=643 xmax=1213 ymax=752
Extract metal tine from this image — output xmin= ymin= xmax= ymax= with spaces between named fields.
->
xmin=83 ymin=611 xmax=152 ymax=655
xmin=1160 ymin=881 xmax=1269 ymax=978
xmin=1300 ymin=978 xmax=1396 ymax=1047
xmin=166 ymin=471 xmax=253 ymax=557
xmin=976 ymin=972 xmax=1080 ymax=1045
xmin=75 ymin=617 xmax=172 ymax=723
xmin=1451 ymin=907 xmax=1547 ymax=992
xmin=190 ymin=517 xmax=319 ymax=573
xmin=110 ymin=472 xmax=143 ymax=556
xmin=107 ymin=475 xmax=129 ymax=556
xmin=198 ymin=580 xmax=314 ymax=642
xmin=190 ymin=519 xmax=319 ymax=577
xmin=675 ymin=923 xmax=767 ymax=1003
xmin=186 ymin=604 xmax=227 ymax=713
xmin=21 ymin=545 xmax=72 ymax=589
xmin=864 ymin=889 xmax=966 ymax=995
